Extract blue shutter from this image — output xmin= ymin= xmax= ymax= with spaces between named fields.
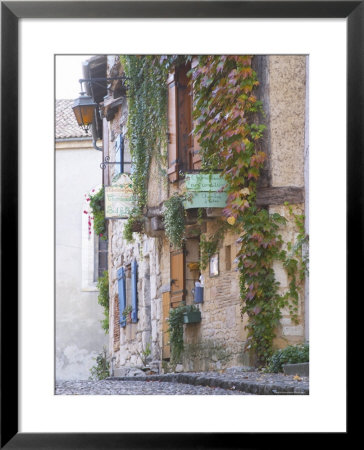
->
xmin=117 ymin=267 xmax=126 ymax=327
xmin=131 ymin=260 xmax=138 ymax=323
xmin=115 ymin=134 xmax=124 ymax=175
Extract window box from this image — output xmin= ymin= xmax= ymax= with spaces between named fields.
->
xmin=183 ymin=310 xmax=201 ymax=324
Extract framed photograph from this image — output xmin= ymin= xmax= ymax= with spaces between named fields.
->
xmin=1 ymin=0 xmax=357 ymax=447
xmin=209 ymin=253 xmax=219 ymax=277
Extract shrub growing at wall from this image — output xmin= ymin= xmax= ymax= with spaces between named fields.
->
xmin=89 ymin=186 xmax=107 ymax=240
xmin=265 ymin=343 xmax=309 ymax=373
xmin=97 ymin=270 xmax=109 ymax=333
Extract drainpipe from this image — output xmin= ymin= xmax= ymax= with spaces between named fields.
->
xmin=93 ymin=138 xmax=102 ymax=152
xmin=91 ymin=122 xmax=102 ymax=151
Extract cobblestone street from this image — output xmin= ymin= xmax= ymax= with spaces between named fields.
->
xmin=56 ymin=379 xmax=251 ymax=395
xmin=56 ymin=368 xmax=309 ymax=395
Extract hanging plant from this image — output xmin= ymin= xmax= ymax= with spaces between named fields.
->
xmin=163 ymin=194 xmax=186 ymax=249
xmin=89 ymin=186 xmax=107 ymax=240
xmin=83 ymin=186 xmax=107 ymax=240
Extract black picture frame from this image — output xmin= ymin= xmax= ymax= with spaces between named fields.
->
xmin=1 ymin=1 xmax=356 ymax=447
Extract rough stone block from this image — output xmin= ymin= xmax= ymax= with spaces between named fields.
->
xmin=282 ymin=325 xmax=304 ymax=336
xmin=283 ymin=362 xmax=309 ymax=377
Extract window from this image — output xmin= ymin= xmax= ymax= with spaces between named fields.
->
xmin=97 ymin=236 xmax=108 ymax=280
xmin=167 ymin=63 xmax=201 ymax=183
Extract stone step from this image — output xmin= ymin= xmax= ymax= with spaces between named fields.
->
xmin=282 ymin=362 xmax=309 ymax=377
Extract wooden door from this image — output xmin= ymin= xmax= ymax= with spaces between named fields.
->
xmin=170 ymin=250 xmax=185 ymax=307
xmin=162 ymin=291 xmax=171 ymax=359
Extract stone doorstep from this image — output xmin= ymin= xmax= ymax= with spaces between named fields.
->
xmin=106 ymin=373 xmax=309 ymax=395
xmin=282 ymin=362 xmax=309 ymax=377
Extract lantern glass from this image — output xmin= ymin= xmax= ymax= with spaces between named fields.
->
xmin=73 ymin=104 xmax=95 ymax=128
xmin=72 ymin=92 xmax=97 ymax=132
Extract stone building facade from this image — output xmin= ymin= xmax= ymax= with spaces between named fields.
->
xmin=91 ymin=54 xmax=308 ymax=374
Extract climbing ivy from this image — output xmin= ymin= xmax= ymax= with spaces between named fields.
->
xmin=199 ymin=219 xmax=227 ymax=270
xmin=120 ymin=54 xmax=307 ymax=365
xmin=89 ymin=186 xmax=107 ymax=240
xmin=120 ymin=55 xmax=169 ymax=238
xmin=167 ymin=304 xmax=200 ymax=364
xmin=167 ymin=304 xmax=186 ymax=364
xmin=191 ymin=55 xmax=307 ymax=364
xmin=97 ymin=270 xmax=109 ymax=333
xmin=163 ymin=194 xmax=186 ymax=249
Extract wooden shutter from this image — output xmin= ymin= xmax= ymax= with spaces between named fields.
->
xmin=131 ymin=259 xmax=138 ymax=323
xmin=170 ymin=250 xmax=185 ymax=307
xmin=167 ymin=72 xmax=179 ymax=183
xmin=190 ymin=59 xmax=202 ymax=170
xmin=162 ymin=291 xmax=171 ymax=359
xmin=177 ymin=66 xmax=192 ymax=172
xmin=117 ymin=267 xmax=126 ymax=327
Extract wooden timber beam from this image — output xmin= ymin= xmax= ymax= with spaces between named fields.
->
xmin=256 ymin=186 xmax=304 ymax=206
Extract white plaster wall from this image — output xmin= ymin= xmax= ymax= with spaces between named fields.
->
xmin=56 ymin=146 xmax=108 ymax=380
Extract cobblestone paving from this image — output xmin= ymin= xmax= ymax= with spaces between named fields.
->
xmin=192 ymin=369 xmax=309 ymax=393
xmin=55 ymin=379 xmax=251 ymax=395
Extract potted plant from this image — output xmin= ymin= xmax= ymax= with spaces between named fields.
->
xmin=122 ymin=305 xmax=133 ymax=324
xmin=183 ymin=304 xmax=201 ymax=324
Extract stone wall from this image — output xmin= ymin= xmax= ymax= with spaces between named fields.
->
xmin=108 ymin=220 xmax=163 ymax=371
xmin=268 ymin=55 xmax=307 ymax=345
xmin=183 ymin=225 xmax=250 ymax=371
xmin=177 ymin=55 xmax=307 ymax=370
xmin=106 ymin=56 xmax=165 ymax=373
xmin=106 ymin=54 xmax=307 ymax=374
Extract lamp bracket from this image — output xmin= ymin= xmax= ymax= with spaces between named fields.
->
xmin=100 ymin=156 xmax=132 ymax=171
xmin=79 ymin=76 xmax=128 ymax=94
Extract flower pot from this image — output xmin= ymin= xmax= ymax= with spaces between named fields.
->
xmin=183 ymin=310 xmax=201 ymax=324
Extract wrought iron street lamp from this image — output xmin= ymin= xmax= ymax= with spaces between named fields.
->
xmin=72 ymin=76 xmax=128 ymax=135
xmin=72 ymin=91 xmax=97 ymax=135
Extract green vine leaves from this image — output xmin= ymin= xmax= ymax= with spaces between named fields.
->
xmin=119 ymin=54 xmax=308 ymax=365
xmin=120 ymin=55 xmax=169 ymax=239
xmin=88 ymin=186 xmax=107 ymax=240
xmin=163 ymin=194 xmax=186 ymax=249
xmin=191 ymin=55 xmax=307 ymax=364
